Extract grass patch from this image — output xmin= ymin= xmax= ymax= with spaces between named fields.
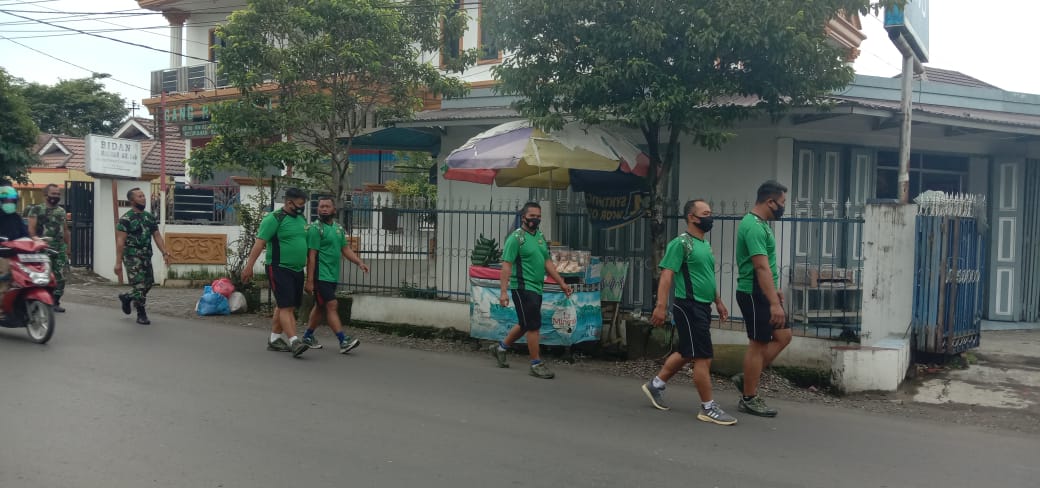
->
xmin=350 ymin=320 xmax=473 ymax=342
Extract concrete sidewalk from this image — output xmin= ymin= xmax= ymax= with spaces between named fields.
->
xmin=911 ymin=330 xmax=1040 ymax=413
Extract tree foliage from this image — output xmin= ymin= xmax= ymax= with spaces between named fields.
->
xmin=190 ymin=0 xmax=474 ymax=200
xmin=16 ymin=74 xmax=127 ymax=137
xmin=384 ymin=152 xmax=437 ymax=200
xmin=485 ymin=0 xmax=904 ymax=272
xmin=0 ymin=67 xmax=39 ymax=183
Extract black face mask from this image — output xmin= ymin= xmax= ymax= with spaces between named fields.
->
xmin=694 ymin=216 xmax=714 ymax=232
xmin=47 ymin=197 xmax=60 ymax=206
xmin=771 ymin=202 xmax=785 ymax=220
xmin=320 ymin=214 xmax=334 ymax=223
xmin=525 ymin=217 xmax=541 ymax=230
xmin=284 ymin=203 xmax=297 ymax=215
xmin=133 ymin=203 xmax=145 ymax=211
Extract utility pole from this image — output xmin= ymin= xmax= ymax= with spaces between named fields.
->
xmin=159 ymin=90 xmax=168 ymax=284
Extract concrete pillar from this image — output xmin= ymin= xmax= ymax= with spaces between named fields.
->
xmin=831 ymin=202 xmax=917 ymax=393
xmin=163 ymin=11 xmax=189 ymax=69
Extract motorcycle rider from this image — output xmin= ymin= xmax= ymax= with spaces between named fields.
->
xmin=0 ymin=185 xmax=31 ymax=294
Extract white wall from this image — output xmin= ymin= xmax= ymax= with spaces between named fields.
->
xmin=859 ymin=203 xmax=917 ymax=345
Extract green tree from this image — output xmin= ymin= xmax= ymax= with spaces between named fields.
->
xmin=384 ymin=151 xmax=437 ymax=201
xmin=17 ymin=74 xmax=127 ymax=137
xmin=190 ymin=0 xmax=474 ymax=201
xmin=485 ymin=0 xmax=902 ymax=274
xmin=0 ymin=67 xmax=39 ymax=182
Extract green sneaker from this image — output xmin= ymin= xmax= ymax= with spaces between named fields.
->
xmin=267 ymin=337 xmax=291 ymax=352
xmin=731 ymin=373 xmax=745 ymax=395
xmin=489 ymin=344 xmax=509 ymax=368
xmin=302 ymin=335 xmax=323 ymax=349
xmin=738 ymin=396 xmax=778 ymax=418
xmin=529 ymin=362 xmax=555 ymax=379
xmin=339 ymin=336 xmax=361 ymax=354
xmin=290 ymin=338 xmax=310 ymax=358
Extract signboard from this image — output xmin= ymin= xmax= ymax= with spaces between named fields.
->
xmin=600 ymin=262 xmax=630 ymax=302
xmin=885 ymin=0 xmax=929 ymax=62
xmin=84 ymin=135 xmax=142 ymax=179
xmin=178 ymin=122 xmax=217 ymax=139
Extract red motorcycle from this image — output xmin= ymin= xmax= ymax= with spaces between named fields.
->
xmin=0 ymin=237 xmax=56 ymax=344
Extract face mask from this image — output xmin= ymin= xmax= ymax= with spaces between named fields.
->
xmin=771 ymin=202 xmax=785 ymax=220
xmin=525 ymin=217 xmax=541 ymax=230
xmin=284 ymin=203 xmax=297 ymax=215
xmin=320 ymin=214 xmax=334 ymax=223
xmin=1 ymin=203 xmax=15 ymax=215
xmin=47 ymin=197 xmax=60 ymax=206
xmin=694 ymin=216 xmax=714 ymax=232
xmin=133 ymin=203 xmax=146 ymax=211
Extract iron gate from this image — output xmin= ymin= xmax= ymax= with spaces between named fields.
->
xmin=65 ymin=181 xmax=94 ymax=267
xmin=911 ymin=193 xmax=987 ymax=355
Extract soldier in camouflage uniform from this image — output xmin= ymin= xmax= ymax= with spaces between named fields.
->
xmin=115 ymin=188 xmax=172 ymax=325
xmin=27 ymin=184 xmax=70 ymax=312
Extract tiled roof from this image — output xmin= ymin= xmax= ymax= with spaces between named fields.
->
xmin=142 ymin=139 xmax=186 ymax=176
xmin=895 ymin=67 xmax=1000 ymax=90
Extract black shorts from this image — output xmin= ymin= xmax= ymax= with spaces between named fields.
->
xmin=314 ymin=280 xmax=338 ymax=305
xmin=671 ymin=299 xmax=713 ymax=359
xmin=736 ymin=290 xmax=790 ymax=343
xmin=511 ymin=289 xmax=543 ymax=332
xmin=267 ymin=265 xmax=304 ymax=309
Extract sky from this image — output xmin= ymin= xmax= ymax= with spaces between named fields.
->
xmin=1 ymin=0 xmax=1038 ymax=115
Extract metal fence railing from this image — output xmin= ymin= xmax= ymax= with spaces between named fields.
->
xmin=337 ymin=194 xmax=865 ymax=340
xmin=150 ymin=184 xmax=241 ymax=225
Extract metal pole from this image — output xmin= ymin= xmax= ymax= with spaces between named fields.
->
xmin=897 ymin=52 xmax=914 ymax=204
xmin=159 ymin=90 xmax=169 ymax=284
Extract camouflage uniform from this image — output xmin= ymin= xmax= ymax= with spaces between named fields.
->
xmin=117 ymin=210 xmax=158 ymax=307
xmin=26 ymin=204 xmax=68 ymax=299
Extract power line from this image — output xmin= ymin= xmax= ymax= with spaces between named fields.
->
xmin=0 ymin=9 xmax=213 ymax=62
xmin=0 ymin=33 xmax=149 ymax=92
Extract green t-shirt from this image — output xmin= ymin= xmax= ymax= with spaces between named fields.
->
xmin=257 ymin=209 xmax=308 ymax=272
xmin=500 ymin=228 xmax=550 ymax=294
xmin=307 ymin=221 xmax=348 ymax=283
xmin=659 ymin=233 xmax=716 ymax=303
xmin=736 ymin=212 xmax=778 ymax=293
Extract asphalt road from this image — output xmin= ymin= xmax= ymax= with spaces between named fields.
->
xmin=1 ymin=303 xmax=1037 ymax=488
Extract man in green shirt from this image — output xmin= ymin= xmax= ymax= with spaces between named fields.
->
xmin=489 ymin=202 xmax=572 ymax=379
xmin=243 ymin=188 xmax=311 ymax=358
xmin=301 ymin=196 xmax=369 ymax=354
xmin=733 ymin=180 xmax=791 ymax=418
xmin=641 ymin=199 xmax=736 ymax=426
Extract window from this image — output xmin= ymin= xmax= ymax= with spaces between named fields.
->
xmin=876 ymin=151 xmax=968 ymax=201
xmin=440 ymin=0 xmax=463 ymax=68
xmin=208 ymin=28 xmax=226 ymax=62
xmin=477 ymin=3 xmax=501 ymax=64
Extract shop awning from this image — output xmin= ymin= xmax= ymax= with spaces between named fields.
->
xmin=342 ymin=127 xmax=443 ymax=155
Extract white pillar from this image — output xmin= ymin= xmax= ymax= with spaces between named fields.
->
xmin=163 ymin=11 xmax=188 ymax=68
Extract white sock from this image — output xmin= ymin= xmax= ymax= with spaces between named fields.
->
xmin=652 ymin=376 xmax=666 ymax=389
xmin=702 ymin=400 xmax=715 ymax=410
xmin=270 ymin=333 xmax=281 ymax=343
xmin=289 ymin=335 xmax=299 ymax=344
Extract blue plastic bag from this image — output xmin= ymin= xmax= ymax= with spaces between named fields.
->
xmin=197 ymin=285 xmax=231 ymax=316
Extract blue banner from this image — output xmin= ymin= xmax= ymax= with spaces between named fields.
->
xmin=570 ymin=169 xmax=649 ymax=230
xmin=469 ymin=284 xmax=602 ymax=346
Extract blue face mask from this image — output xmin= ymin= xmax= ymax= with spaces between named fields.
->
xmin=1 ymin=203 xmax=16 ymax=215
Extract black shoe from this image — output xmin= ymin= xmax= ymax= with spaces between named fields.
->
xmin=135 ymin=305 xmax=150 ymax=325
xmin=119 ymin=294 xmax=132 ymax=315
xmin=53 ymin=299 xmax=65 ymax=313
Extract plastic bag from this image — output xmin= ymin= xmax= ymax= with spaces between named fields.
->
xmin=228 ymin=291 xmax=247 ymax=313
xmin=197 ymin=285 xmax=231 ymax=316
xmin=211 ymin=278 xmax=235 ymax=298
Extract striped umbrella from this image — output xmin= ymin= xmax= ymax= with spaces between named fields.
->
xmin=443 ymin=121 xmax=650 ymax=189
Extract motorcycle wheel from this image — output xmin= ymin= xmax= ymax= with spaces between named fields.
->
xmin=25 ymin=300 xmax=55 ymax=344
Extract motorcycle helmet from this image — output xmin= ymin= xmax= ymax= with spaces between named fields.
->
xmin=0 ymin=186 xmax=18 ymax=215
